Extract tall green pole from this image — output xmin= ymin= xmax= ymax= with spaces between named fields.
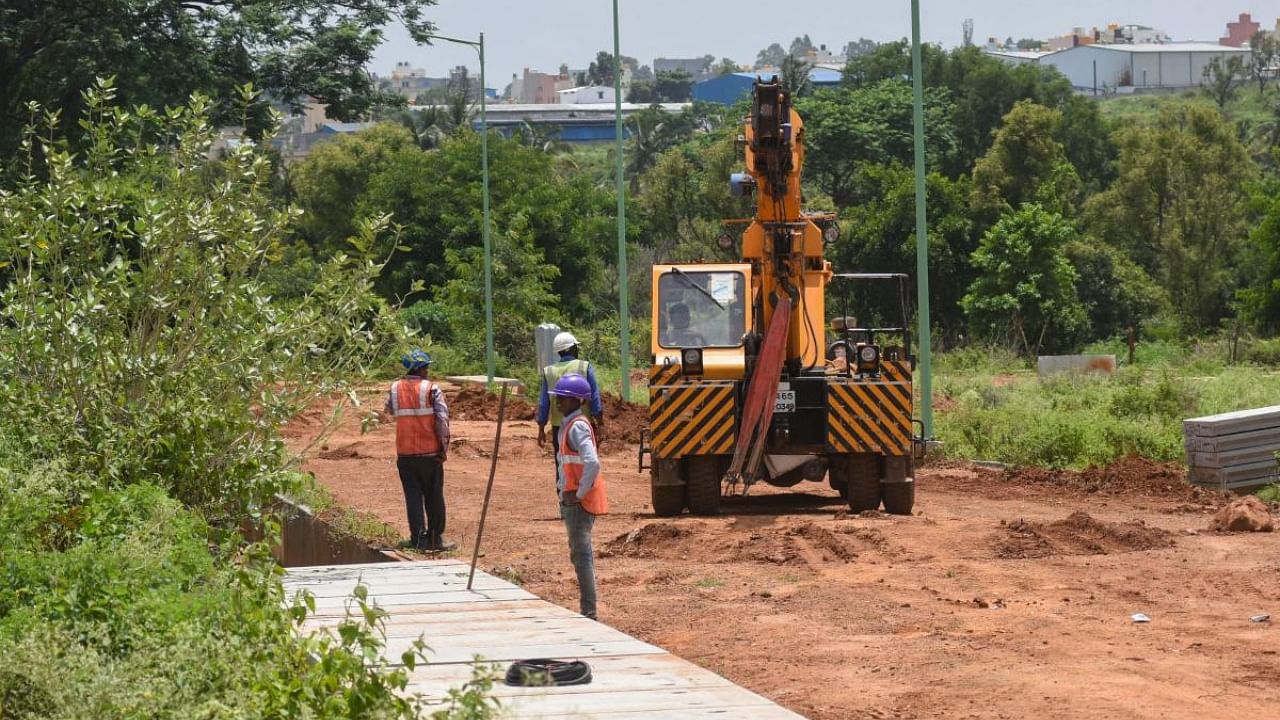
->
xmin=480 ymin=32 xmax=495 ymax=387
xmin=910 ymin=0 xmax=933 ymax=438
xmin=612 ymin=0 xmax=631 ymax=402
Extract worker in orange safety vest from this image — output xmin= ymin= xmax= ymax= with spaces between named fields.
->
xmin=551 ymin=373 xmax=608 ymax=619
xmin=386 ymin=349 xmax=456 ymax=552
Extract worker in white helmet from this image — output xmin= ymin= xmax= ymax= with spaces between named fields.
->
xmin=537 ymin=331 xmax=604 ymax=483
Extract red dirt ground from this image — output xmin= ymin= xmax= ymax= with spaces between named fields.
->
xmin=290 ymin=387 xmax=1280 ymax=720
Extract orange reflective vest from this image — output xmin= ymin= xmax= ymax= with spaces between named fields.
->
xmin=390 ymin=378 xmax=442 ymax=456
xmin=557 ymin=415 xmax=608 ymax=515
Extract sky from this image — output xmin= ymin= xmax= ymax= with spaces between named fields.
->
xmin=370 ymin=1 xmax=1277 ymax=86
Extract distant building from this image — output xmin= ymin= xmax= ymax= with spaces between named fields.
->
xmin=409 ymin=102 xmax=688 ymax=142
xmin=509 ymin=66 xmax=574 ymax=104
xmin=804 ymin=44 xmax=847 ymax=66
xmin=984 ymin=43 xmax=1251 ymax=93
xmin=383 ymin=62 xmax=449 ymax=100
xmin=1221 ymin=12 xmax=1261 ymax=47
xmin=557 ymin=86 xmax=618 ymax=105
xmin=692 ymin=68 xmax=842 ymax=105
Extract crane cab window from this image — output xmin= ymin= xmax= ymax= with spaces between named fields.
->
xmin=657 ymin=271 xmax=746 ymax=349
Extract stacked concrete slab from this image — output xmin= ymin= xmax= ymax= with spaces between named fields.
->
xmin=1184 ymin=406 xmax=1280 ymax=490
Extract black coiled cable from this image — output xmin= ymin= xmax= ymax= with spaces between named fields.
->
xmin=504 ymin=659 xmax=593 ymax=687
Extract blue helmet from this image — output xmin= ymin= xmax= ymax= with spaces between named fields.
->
xmin=401 ymin=349 xmax=433 ymax=371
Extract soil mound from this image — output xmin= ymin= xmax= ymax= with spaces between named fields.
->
xmin=317 ymin=442 xmax=366 ymax=460
xmin=599 ymin=395 xmax=650 ymax=453
xmin=995 ymin=511 xmax=1175 ymax=559
xmin=604 ymin=523 xmax=691 ymax=558
xmin=1001 ymin=456 xmax=1226 ymax=504
xmin=1210 ymin=497 xmax=1275 ymax=533
xmin=602 ymin=519 xmax=886 ymax=566
xmin=449 ymin=384 xmax=537 ymax=422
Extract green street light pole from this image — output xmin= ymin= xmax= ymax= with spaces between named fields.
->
xmin=612 ymin=0 xmax=631 ymax=401
xmin=910 ymin=0 xmax=933 ymax=438
xmin=435 ymin=32 xmax=495 ymax=386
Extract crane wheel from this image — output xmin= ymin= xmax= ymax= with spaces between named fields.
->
xmin=882 ymin=481 xmax=915 ymax=515
xmin=651 ymin=482 xmax=685 ymax=517
xmin=838 ymin=454 xmax=881 ymax=513
xmin=685 ymin=456 xmax=722 ymax=516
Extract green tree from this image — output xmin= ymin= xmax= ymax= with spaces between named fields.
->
xmin=1249 ymin=31 xmax=1280 ymax=94
xmin=588 ymin=51 xmax=617 ymax=86
xmin=781 ymin=56 xmax=813 ymax=97
xmin=789 ymin=34 xmax=817 ymax=59
xmin=962 ymin=205 xmax=1086 ymax=355
xmin=290 ymin=128 xmax=614 ymax=318
xmin=755 ymin=43 xmax=788 ymax=69
xmin=1239 ymin=190 xmax=1280 ymax=332
xmin=796 ymin=81 xmax=957 ymax=207
xmin=714 ymin=57 xmax=741 ymax=75
xmin=1203 ymin=56 xmax=1245 ymax=109
xmin=627 ymin=80 xmax=658 ymax=103
xmin=843 ymin=38 xmax=880 ymax=60
xmin=635 ymin=134 xmax=751 ymax=261
xmin=0 ymin=80 xmax=398 ymax=509
xmin=439 ymin=213 xmax=560 ymax=367
xmin=971 ymin=101 xmax=1082 ymax=226
xmin=832 ymin=164 xmax=975 ymax=339
xmin=1065 ymin=240 xmax=1168 ymax=340
xmin=0 ymin=0 xmax=437 ymax=158
xmin=1085 ymin=105 xmax=1254 ymax=330
xmin=290 ymin=123 xmax=420 ymax=258
xmin=655 ymin=69 xmax=695 ymax=102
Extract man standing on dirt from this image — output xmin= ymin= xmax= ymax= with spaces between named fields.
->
xmin=536 ymin=332 xmax=604 ymax=480
xmin=550 ymin=374 xmax=608 ymax=620
xmin=386 ymin=349 xmax=456 ymax=553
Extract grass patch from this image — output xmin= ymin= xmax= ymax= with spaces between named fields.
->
xmin=933 ymin=345 xmax=1280 ymax=469
xmin=288 ymin=474 xmax=402 ymax=547
xmin=692 ymin=577 xmax=724 ymax=589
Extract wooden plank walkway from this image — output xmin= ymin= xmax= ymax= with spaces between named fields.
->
xmin=283 ymin=560 xmax=805 ymax=719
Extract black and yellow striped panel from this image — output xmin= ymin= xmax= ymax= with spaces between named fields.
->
xmin=650 ymin=382 xmax=737 ymax=459
xmin=879 ymin=360 xmax=912 ymax=383
xmin=827 ymin=380 xmax=913 ymax=455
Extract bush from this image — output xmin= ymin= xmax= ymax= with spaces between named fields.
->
xmin=0 ymin=80 xmax=399 ymax=516
xmin=0 ymin=83 xmax=478 ymax=719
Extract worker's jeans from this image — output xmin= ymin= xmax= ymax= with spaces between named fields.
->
xmin=559 ymin=500 xmax=597 ymax=619
xmin=398 ymin=455 xmax=445 ymax=549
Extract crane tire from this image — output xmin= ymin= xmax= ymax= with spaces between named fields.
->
xmin=844 ymin=454 xmax=881 ymax=513
xmin=685 ymin=456 xmax=722 ymax=516
xmin=882 ymin=480 xmax=915 ymax=515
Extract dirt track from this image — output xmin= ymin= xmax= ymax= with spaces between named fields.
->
xmin=290 ymin=388 xmax=1280 ymax=720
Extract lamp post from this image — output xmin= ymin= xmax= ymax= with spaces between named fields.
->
xmin=909 ymin=0 xmax=933 ymax=438
xmin=434 ymin=32 xmax=495 ymax=386
xmin=612 ymin=0 xmax=631 ymax=402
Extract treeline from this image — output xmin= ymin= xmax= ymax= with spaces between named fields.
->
xmin=278 ymin=42 xmax=1280 ymax=369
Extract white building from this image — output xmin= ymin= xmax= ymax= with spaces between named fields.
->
xmin=985 ymin=43 xmax=1251 ymax=93
xmin=557 ymin=86 xmax=618 ymax=105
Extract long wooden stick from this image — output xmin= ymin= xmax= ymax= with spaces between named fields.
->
xmin=468 ymin=384 xmax=508 ymax=591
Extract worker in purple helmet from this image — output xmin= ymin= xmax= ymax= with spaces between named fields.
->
xmin=551 ymin=374 xmax=608 ymax=619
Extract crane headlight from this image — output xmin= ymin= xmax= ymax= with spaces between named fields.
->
xmin=856 ymin=344 xmax=881 ymax=374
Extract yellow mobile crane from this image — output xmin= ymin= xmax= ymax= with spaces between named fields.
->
xmin=639 ymin=78 xmax=920 ymax=516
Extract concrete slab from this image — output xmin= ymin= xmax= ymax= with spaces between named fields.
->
xmin=284 ymin=561 xmax=804 ymax=719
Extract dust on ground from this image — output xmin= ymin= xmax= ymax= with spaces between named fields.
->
xmin=288 ymin=397 xmax=1280 ymax=720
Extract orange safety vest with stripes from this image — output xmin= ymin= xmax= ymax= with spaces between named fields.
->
xmin=390 ymin=377 xmax=442 ymax=457
xmin=557 ymin=414 xmax=608 ymax=515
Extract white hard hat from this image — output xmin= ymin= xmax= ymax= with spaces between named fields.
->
xmin=553 ymin=331 xmax=579 ymax=353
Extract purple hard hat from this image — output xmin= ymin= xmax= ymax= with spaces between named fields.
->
xmin=550 ymin=374 xmax=592 ymax=400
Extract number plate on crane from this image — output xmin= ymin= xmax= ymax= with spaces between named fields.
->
xmin=774 ymin=383 xmax=796 ymax=414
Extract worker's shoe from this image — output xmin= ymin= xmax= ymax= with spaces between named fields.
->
xmin=428 ymin=535 xmax=458 ymax=552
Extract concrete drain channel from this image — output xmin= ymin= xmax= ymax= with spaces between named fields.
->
xmin=247 ymin=495 xmax=406 ymax=568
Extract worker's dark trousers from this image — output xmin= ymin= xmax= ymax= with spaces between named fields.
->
xmin=550 ymin=425 xmax=561 ymax=485
xmin=397 ymin=455 xmax=445 ymax=548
